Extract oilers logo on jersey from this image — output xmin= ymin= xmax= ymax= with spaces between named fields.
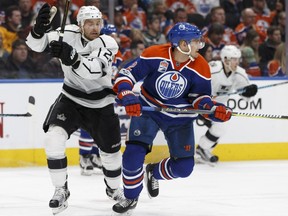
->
xmin=155 ymin=71 xmax=187 ymax=99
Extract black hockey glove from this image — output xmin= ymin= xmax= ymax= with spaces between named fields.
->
xmin=32 ymin=3 xmax=52 ymax=38
xmin=240 ymin=84 xmax=258 ymax=97
xmin=50 ymin=40 xmax=79 ymax=67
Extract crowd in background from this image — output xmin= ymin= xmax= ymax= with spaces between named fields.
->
xmin=0 ymin=0 xmax=286 ymax=79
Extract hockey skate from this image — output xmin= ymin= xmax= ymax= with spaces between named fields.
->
xmin=106 ymin=186 xmax=125 ymax=201
xmin=80 ymin=154 xmax=94 ymax=176
xmin=49 ymin=185 xmax=70 ymax=215
xmin=195 ymin=145 xmax=219 ymax=166
xmin=112 ymin=198 xmax=138 ymax=215
xmin=90 ymin=154 xmax=102 ymax=170
xmin=144 ymin=163 xmax=159 ymax=198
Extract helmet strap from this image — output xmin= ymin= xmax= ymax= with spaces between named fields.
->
xmin=176 ymin=44 xmax=195 ymax=61
xmin=224 ymin=59 xmax=235 ymax=73
xmin=79 ymin=24 xmax=91 ymax=44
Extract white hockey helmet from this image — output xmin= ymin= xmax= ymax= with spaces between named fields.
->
xmin=220 ymin=45 xmax=241 ymax=62
xmin=77 ymin=6 xmax=102 ymax=26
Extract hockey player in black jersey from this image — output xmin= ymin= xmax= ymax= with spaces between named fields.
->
xmin=26 ymin=4 xmax=123 ymax=215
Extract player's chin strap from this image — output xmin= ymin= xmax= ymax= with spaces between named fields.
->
xmin=176 ymin=45 xmax=195 ymax=61
xmin=225 ymin=59 xmax=236 ymax=73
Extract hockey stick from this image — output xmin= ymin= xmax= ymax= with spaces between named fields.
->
xmin=142 ymin=106 xmax=288 ymax=120
xmin=215 ymin=80 xmax=288 ymax=97
xmin=59 ymin=0 xmax=71 ymax=42
xmin=0 ymin=96 xmax=35 ymax=117
xmin=142 ymin=106 xmax=213 ymax=115
xmin=187 ymin=80 xmax=288 ymax=98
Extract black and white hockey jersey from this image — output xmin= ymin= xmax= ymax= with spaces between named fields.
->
xmin=26 ymin=24 xmax=119 ymax=108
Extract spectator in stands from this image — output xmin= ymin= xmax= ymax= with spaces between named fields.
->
xmin=192 ymin=0 xmax=220 ymax=19
xmin=121 ymin=40 xmax=145 ymax=66
xmin=0 ymin=6 xmax=22 ymax=53
xmin=0 ymin=32 xmax=9 ymax=61
xmin=0 ymin=39 xmax=39 ymax=78
xmin=165 ymin=0 xmax=196 ymax=14
xmin=220 ymin=0 xmax=242 ymax=29
xmin=121 ymin=28 xmax=144 ymax=62
xmin=203 ymin=6 xmax=237 ymax=45
xmin=50 ymin=0 xmax=78 ymax=30
xmin=164 ymin=7 xmax=188 ymax=35
xmin=267 ymin=43 xmax=286 ymax=77
xmin=142 ymin=14 xmax=167 ymax=47
xmin=252 ymin=0 xmax=276 ymax=37
xmin=258 ymin=25 xmax=282 ymax=76
xmin=0 ymin=32 xmax=9 ymax=73
xmin=235 ymin=8 xmax=266 ymax=45
xmin=198 ymin=43 xmax=213 ymax=62
xmin=187 ymin=13 xmax=205 ymax=30
xmin=40 ymin=57 xmax=64 ymax=78
xmin=113 ymin=6 xmax=131 ymax=37
xmin=0 ymin=1 xmax=18 ymax=9
xmin=122 ymin=0 xmax=147 ymax=31
xmin=18 ymin=0 xmax=35 ymax=39
xmin=240 ymin=29 xmax=261 ymax=77
xmin=206 ymin=22 xmax=225 ymax=60
xmin=150 ymin=1 xmax=172 ymax=33
xmin=275 ymin=11 xmax=285 ymax=42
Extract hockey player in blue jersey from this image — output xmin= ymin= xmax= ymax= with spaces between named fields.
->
xmin=79 ymin=129 xmax=102 ymax=175
xmin=111 ymin=22 xmax=233 ymax=214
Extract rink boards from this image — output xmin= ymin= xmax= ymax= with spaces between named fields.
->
xmin=0 ymin=78 xmax=288 ymax=167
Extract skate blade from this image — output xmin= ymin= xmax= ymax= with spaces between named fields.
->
xmin=195 ymin=157 xmax=216 ymax=167
xmin=51 ymin=201 xmax=68 ymax=215
xmin=111 ymin=209 xmax=134 ymax=216
xmin=81 ymin=169 xmax=94 ymax=176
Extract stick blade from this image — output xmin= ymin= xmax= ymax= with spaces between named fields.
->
xmin=29 ymin=96 xmax=35 ymax=105
xmin=27 ymin=96 xmax=35 ymax=116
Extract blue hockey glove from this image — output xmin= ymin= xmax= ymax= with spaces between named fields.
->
xmin=116 ymin=90 xmax=142 ymax=116
xmin=240 ymin=84 xmax=258 ymax=97
xmin=49 ymin=41 xmax=79 ymax=66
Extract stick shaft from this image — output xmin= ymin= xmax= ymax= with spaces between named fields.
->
xmin=142 ymin=106 xmax=213 ymax=115
xmin=217 ymin=80 xmax=288 ymax=97
xmin=142 ymin=106 xmax=288 ymax=120
xmin=0 ymin=113 xmax=31 ymax=117
xmin=232 ymin=112 xmax=288 ymax=120
xmin=59 ymin=0 xmax=71 ymax=42
xmin=0 ymin=96 xmax=35 ymax=117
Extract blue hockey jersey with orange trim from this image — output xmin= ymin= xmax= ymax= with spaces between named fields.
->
xmin=114 ymin=43 xmax=212 ymax=118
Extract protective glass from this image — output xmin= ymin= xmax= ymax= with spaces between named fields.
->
xmin=191 ymin=38 xmax=205 ymax=49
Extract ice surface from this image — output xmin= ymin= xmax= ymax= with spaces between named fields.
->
xmin=0 ymin=160 xmax=288 ymax=216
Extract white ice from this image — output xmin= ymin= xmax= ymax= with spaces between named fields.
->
xmin=0 ymin=160 xmax=288 ymax=216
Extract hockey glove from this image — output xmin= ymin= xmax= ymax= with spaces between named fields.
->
xmin=202 ymin=101 xmax=232 ymax=122
xmin=116 ymin=90 xmax=142 ymax=116
xmin=240 ymin=84 xmax=258 ymax=97
xmin=50 ymin=41 xmax=79 ymax=66
xmin=32 ymin=3 xmax=53 ymax=38
xmin=208 ymin=105 xmax=232 ymax=122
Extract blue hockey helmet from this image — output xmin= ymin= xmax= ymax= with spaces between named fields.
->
xmin=101 ymin=24 xmax=117 ymax=35
xmin=168 ymin=22 xmax=203 ymax=48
